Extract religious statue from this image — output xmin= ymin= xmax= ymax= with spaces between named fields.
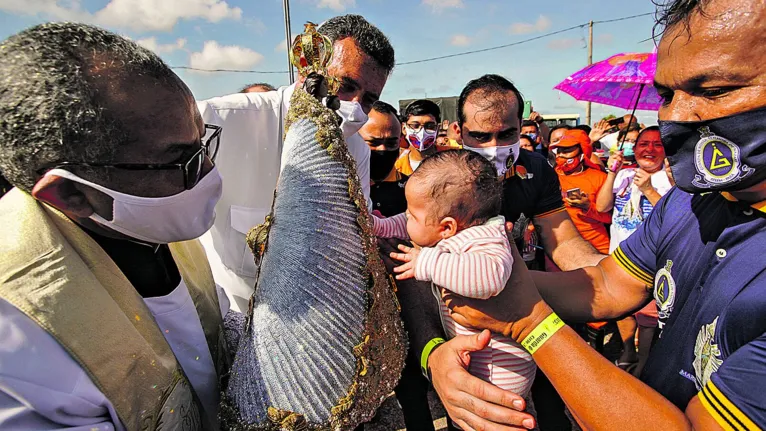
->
xmin=220 ymin=23 xmax=407 ymax=431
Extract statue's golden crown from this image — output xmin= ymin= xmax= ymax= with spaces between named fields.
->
xmin=290 ymin=22 xmax=339 ymax=93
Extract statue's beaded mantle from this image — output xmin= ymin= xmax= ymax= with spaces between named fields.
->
xmin=221 ymin=88 xmax=406 ymax=431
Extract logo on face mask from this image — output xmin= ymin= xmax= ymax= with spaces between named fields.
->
xmin=693 ymin=126 xmax=753 ymax=188
xmin=555 ymin=153 xmax=583 ymax=174
xmin=463 ymin=142 xmax=520 ymax=178
xmin=406 ymin=127 xmax=436 ymax=151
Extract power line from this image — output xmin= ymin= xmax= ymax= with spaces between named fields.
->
xmin=592 ymin=12 xmax=654 ymax=24
xmin=170 ymin=12 xmax=655 ymax=73
xmin=171 ymin=66 xmax=287 ymax=74
xmin=396 ymin=23 xmax=586 ymax=66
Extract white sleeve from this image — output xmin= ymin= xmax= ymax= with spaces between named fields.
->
xmin=195 ymin=90 xmax=285 ymax=293
xmin=197 ymin=99 xmax=223 ymax=127
xmin=346 ymin=133 xmax=372 ymax=211
xmin=0 ymin=299 xmax=122 ymax=431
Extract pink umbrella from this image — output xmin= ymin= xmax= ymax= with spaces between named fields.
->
xmin=554 ymin=52 xmax=663 ymax=111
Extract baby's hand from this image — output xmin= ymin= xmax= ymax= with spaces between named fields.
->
xmin=390 ymin=244 xmax=420 ymax=280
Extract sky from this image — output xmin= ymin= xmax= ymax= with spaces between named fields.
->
xmin=0 ymin=0 xmax=661 ymax=125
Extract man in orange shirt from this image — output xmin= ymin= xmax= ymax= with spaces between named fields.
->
xmin=549 ymin=129 xmax=612 ymax=254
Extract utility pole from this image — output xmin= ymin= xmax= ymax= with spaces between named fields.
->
xmin=283 ymin=0 xmax=294 ymax=84
xmin=586 ymin=20 xmax=593 ymax=126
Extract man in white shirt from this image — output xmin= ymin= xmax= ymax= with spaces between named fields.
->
xmin=197 ymin=15 xmax=395 ymax=311
xmin=0 ymin=23 xmax=228 ymax=430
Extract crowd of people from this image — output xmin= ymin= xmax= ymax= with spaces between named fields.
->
xmin=1 ymin=0 xmax=765 ymax=430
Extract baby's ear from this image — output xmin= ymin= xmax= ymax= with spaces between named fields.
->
xmin=439 ymin=217 xmax=459 ymax=239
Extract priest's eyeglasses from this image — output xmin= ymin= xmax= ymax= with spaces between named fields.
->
xmin=37 ymin=124 xmax=222 ymax=190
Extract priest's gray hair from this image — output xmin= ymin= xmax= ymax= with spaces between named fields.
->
xmin=0 ymin=22 xmax=182 ymax=191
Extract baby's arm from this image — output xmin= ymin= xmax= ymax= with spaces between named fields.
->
xmin=415 ymin=235 xmax=513 ymax=299
xmin=372 ymin=212 xmax=409 ymax=240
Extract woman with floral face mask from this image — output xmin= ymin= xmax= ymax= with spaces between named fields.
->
xmin=549 ymin=129 xmax=613 ymax=254
xmin=395 ymin=99 xmax=441 ymax=175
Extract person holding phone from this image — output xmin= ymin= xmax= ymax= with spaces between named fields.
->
xmin=550 ymin=129 xmax=613 ymax=254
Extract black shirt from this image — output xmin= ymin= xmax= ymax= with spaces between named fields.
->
xmin=84 ymin=228 xmax=181 ymax=298
xmin=502 ymin=149 xmax=564 ymax=223
xmin=502 ymin=150 xmax=565 ymax=269
xmin=370 ymin=173 xmax=409 ymax=217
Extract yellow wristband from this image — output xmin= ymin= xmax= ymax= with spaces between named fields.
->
xmin=521 ymin=312 xmax=565 ymax=354
xmin=421 ymin=337 xmax=446 ymax=380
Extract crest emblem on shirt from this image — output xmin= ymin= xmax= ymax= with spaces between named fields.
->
xmin=654 ymin=260 xmax=676 ymax=329
xmin=503 ymin=154 xmax=516 ymax=179
xmin=693 ymin=316 xmax=723 ymax=390
xmin=693 ymin=126 xmax=753 ymax=188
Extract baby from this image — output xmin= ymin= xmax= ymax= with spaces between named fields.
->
xmin=373 ymin=150 xmax=536 ymax=398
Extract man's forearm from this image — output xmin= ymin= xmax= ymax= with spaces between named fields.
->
xmin=546 ymin=229 xmax=605 ymax=271
xmin=520 ymin=305 xmax=694 ymax=431
xmin=531 ymin=257 xmax=651 ymax=323
xmin=535 ymin=212 xmax=606 ymax=271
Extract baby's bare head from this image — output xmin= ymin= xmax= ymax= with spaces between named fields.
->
xmin=409 ymin=149 xmax=502 ymax=229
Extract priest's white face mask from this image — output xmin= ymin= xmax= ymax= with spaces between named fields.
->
xmin=45 ymin=167 xmax=223 ymax=244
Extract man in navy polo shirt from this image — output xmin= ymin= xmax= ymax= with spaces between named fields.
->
xmin=435 ymin=0 xmax=766 ymax=429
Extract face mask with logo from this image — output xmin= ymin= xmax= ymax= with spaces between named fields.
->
xmin=336 ymin=100 xmax=368 ymax=139
xmin=659 ymin=106 xmax=766 ymax=193
xmin=405 ymin=127 xmax=437 ymax=151
xmin=555 ymin=153 xmax=584 ymax=174
xmin=463 ymin=142 xmax=521 ymax=177
xmin=369 ymin=149 xmax=399 ymax=182
xmin=46 ymin=167 xmax=223 ymax=244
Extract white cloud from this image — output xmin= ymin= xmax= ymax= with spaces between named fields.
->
xmin=96 ymin=0 xmax=242 ymax=32
xmin=136 ymin=37 xmax=187 ymax=54
xmin=189 ymin=41 xmax=264 ymax=71
xmin=422 ymin=0 xmax=464 ymax=12
xmin=315 ymin=0 xmax=355 ymax=11
xmin=509 ymin=15 xmax=551 ymax=35
xmin=450 ymin=34 xmax=471 ymax=47
xmin=275 ymin=39 xmax=288 ymax=52
xmin=0 ymin=0 xmax=242 ymax=33
xmin=0 ymin=0 xmax=86 ymax=21
xmin=546 ymin=38 xmax=579 ymax=50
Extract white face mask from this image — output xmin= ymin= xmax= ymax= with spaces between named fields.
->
xmin=336 ymin=100 xmax=368 ymax=139
xmin=47 ymin=167 xmax=223 ymax=244
xmin=463 ymin=141 xmax=521 ymax=177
